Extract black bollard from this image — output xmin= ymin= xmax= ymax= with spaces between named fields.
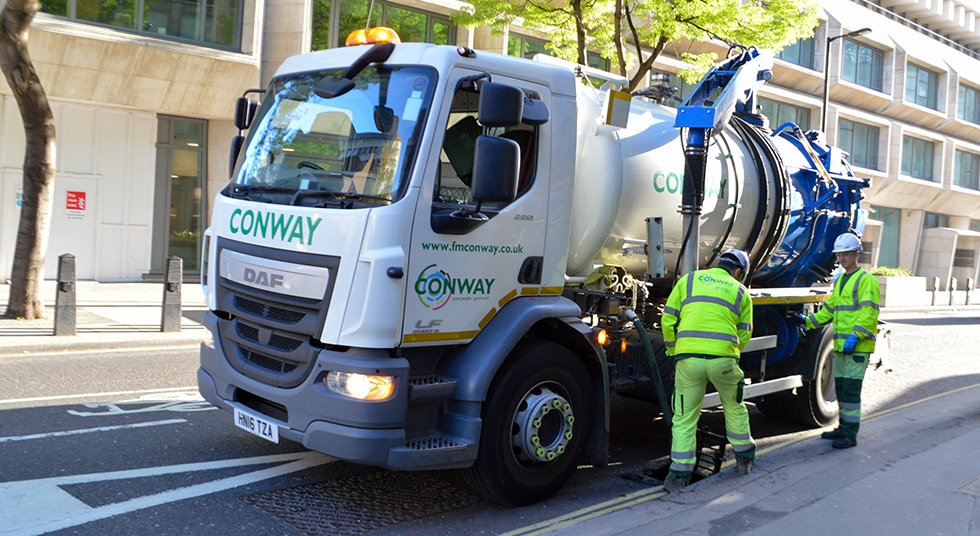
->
xmin=54 ymin=254 xmax=77 ymax=336
xmin=162 ymin=256 xmax=182 ymax=332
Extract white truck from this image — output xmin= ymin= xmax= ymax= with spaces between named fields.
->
xmin=198 ymin=38 xmax=884 ymax=505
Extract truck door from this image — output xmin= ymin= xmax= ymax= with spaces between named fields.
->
xmin=402 ymin=70 xmax=552 ymax=345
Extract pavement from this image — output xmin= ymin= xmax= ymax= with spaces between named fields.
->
xmin=534 ymin=379 xmax=980 ymax=536
xmin=2 ymin=282 xmax=980 ymax=535
xmin=0 ymin=281 xmax=207 ymax=356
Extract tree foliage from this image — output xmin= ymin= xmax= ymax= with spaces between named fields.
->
xmin=454 ymin=0 xmax=821 ymax=90
xmin=0 ymin=0 xmax=57 ymax=319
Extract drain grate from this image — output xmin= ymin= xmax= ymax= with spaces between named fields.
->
xmin=241 ymin=470 xmax=481 ymax=535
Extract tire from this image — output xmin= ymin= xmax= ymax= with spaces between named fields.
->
xmin=794 ymin=325 xmax=838 ymax=427
xmin=756 ymin=326 xmax=837 ymax=427
xmin=463 ymin=341 xmax=590 ymax=506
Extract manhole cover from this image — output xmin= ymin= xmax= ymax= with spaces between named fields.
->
xmin=241 ymin=470 xmax=481 ymax=535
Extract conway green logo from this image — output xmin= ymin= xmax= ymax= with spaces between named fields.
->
xmin=229 ymin=208 xmax=322 ymax=245
xmin=414 ymin=264 xmax=495 ymax=309
xmin=653 ymin=171 xmax=726 ymax=199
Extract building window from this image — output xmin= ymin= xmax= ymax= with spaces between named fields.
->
xmin=905 ymin=63 xmax=939 ymax=110
xmin=841 ymin=39 xmax=884 ymax=92
xmin=955 ymin=150 xmax=980 ymax=190
xmin=970 ymin=219 xmax=980 ymax=232
xmin=954 ymin=249 xmax=976 ymax=268
xmin=776 ymin=35 xmax=815 ymax=70
xmin=901 ymin=136 xmax=935 ymax=181
xmin=587 ymin=52 xmax=610 ymax=72
xmin=959 ymin=84 xmax=980 ymax=125
xmin=759 ymin=97 xmax=811 ymax=130
xmin=312 ymin=0 xmax=454 ymax=51
xmin=869 ymin=205 xmax=900 ymax=268
xmin=838 ymin=119 xmax=879 ymax=169
xmin=508 ymin=35 xmax=548 ymax=59
xmin=42 ymin=0 xmax=241 ymax=49
xmin=924 ymin=212 xmax=949 ymax=228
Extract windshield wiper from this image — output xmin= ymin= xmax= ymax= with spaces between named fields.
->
xmin=230 ymin=185 xmax=295 ymax=201
xmin=231 ymin=185 xmax=392 ymax=206
xmin=303 ymin=191 xmax=392 ymax=206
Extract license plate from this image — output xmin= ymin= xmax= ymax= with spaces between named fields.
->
xmin=234 ymin=407 xmax=280 ymax=443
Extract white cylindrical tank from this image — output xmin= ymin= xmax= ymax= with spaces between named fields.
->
xmin=566 ymin=83 xmax=782 ymax=280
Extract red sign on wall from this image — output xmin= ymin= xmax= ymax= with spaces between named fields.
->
xmin=66 ymin=191 xmax=86 ymax=210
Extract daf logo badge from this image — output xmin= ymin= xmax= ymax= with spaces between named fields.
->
xmin=243 ymin=267 xmax=285 ymax=288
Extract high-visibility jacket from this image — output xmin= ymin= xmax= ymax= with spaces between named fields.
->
xmin=806 ymin=268 xmax=880 ymax=353
xmin=662 ymin=267 xmax=753 ymax=359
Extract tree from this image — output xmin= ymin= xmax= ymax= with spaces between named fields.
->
xmin=454 ymin=0 xmax=820 ymax=91
xmin=454 ymin=0 xmax=615 ymax=66
xmin=0 ymin=0 xmax=57 ymax=319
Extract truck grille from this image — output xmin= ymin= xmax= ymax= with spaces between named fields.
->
xmin=241 ymin=347 xmax=299 ymax=374
xmin=234 ymin=296 xmax=306 ymax=324
xmin=236 ymin=323 xmax=305 ymax=352
xmin=213 ymin=237 xmax=340 ymax=389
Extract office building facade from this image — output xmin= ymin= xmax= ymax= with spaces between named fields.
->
xmin=0 ymin=0 xmax=977 ymax=289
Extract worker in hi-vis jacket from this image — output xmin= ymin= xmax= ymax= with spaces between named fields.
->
xmin=661 ymin=249 xmax=756 ymax=493
xmin=797 ymin=232 xmax=880 ymax=449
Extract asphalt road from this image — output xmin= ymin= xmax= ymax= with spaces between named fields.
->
xmin=1 ymin=309 xmax=977 ymax=536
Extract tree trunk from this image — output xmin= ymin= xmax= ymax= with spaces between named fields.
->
xmin=614 ymin=0 xmax=626 ymax=77
xmin=571 ymin=0 xmax=587 ymax=66
xmin=0 ymin=0 xmax=57 ymax=319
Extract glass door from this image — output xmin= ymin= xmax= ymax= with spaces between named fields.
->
xmin=153 ymin=116 xmax=207 ymax=275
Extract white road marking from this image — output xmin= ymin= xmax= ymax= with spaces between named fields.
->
xmin=0 ymin=387 xmax=199 ymax=406
xmin=0 ymin=419 xmax=187 ymax=443
xmin=67 ymin=400 xmax=214 ymax=417
xmin=0 ymin=452 xmax=334 ymax=536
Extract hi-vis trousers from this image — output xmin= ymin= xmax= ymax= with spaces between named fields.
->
xmin=669 ymin=356 xmax=756 ymax=476
xmin=835 ymin=351 xmax=871 ymax=439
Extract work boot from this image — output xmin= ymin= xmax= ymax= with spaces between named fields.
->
xmin=821 ymin=428 xmax=844 ymax=440
xmin=736 ymin=455 xmax=753 ymax=475
xmin=831 ymin=436 xmax=858 ymax=449
xmin=663 ymin=474 xmax=691 ymax=493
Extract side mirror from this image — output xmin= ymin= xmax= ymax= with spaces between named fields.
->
xmin=229 ymin=135 xmax=245 ymax=178
xmin=430 ymin=136 xmax=519 ymax=235
xmin=235 ymin=97 xmax=259 ymax=131
xmin=478 ymin=83 xmax=524 ymax=128
xmin=472 ymin=135 xmax=519 ymax=204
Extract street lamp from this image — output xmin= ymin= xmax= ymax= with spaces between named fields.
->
xmin=821 ymin=27 xmax=872 ymax=132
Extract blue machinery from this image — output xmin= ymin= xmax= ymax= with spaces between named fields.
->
xmin=673 ymin=46 xmax=871 ymax=366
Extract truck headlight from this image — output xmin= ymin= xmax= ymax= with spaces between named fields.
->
xmin=325 ymin=371 xmax=394 ymax=401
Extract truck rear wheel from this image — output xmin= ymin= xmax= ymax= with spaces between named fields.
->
xmin=463 ymin=341 xmax=590 ymax=506
xmin=756 ymin=325 xmax=837 ymax=427
xmin=796 ymin=325 xmax=838 ymax=427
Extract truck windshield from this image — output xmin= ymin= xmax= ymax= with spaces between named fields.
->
xmin=231 ymin=66 xmax=436 ymax=207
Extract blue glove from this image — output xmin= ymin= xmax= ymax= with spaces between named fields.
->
xmin=842 ymin=334 xmax=860 ymax=354
xmin=792 ymin=313 xmax=808 ymax=328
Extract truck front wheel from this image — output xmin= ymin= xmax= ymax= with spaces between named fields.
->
xmin=463 ymin=341 xmax=590 ymax=506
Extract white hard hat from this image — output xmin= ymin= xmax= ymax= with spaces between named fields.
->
xmin=719 ymin=249 xmax=750 ymax=271
xmin=832 ymin=233 xmax=862 ymax=253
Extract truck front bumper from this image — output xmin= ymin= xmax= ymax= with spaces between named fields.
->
xmin=197 ymin=366 xmax=404 ymax=466
xmin=198 ymin=311 xmax=413 ymax=466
